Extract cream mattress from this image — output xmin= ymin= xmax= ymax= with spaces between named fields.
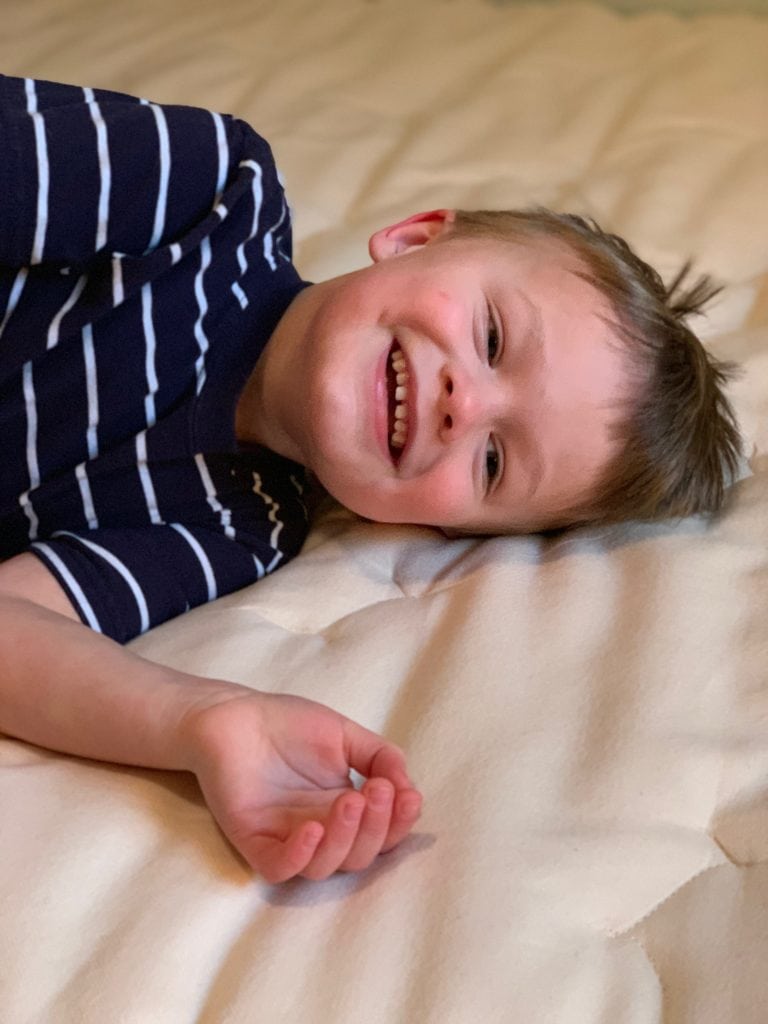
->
xmin=2 ymin=1 xmax=768 ymax=1021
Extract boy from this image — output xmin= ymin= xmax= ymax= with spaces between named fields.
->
xmin=0 ymin=75 xmax=742 ymax=883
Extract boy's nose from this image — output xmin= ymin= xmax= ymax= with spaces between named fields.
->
xmin=437 ymin=368 xmax=486 ymax=441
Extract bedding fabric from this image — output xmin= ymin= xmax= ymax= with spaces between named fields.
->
xmin=1 ymin=1 xmax=767 ymax=1021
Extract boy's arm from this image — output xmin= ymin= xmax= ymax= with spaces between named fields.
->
xmin=0 ymin=74 xmax=262 ymax=266
xmin=0 ymin=555 xmax=422 ymax=882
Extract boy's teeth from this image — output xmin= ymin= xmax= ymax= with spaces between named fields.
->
xmin=389 ymin=345 xmax=409 ymax=451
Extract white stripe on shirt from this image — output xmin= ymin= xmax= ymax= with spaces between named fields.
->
xmin=193 ymin=238 xmax=212 ymax=394
xmin=231 ymin=281 xmax=248 ymax=309
xmin=0 ymin=268 xmax=29 ymax=339
xmin=143 ymin=101 xmax=171 ymax=253
xmin=111 ymin=255 xmax=124 ymax=306
xmin=211 ymin=111 xmax=228 ymax=202
xmin=47 ymin=274 xmax=88 ymax=349
xmin=170 ymin=523 xmax=217 ymax=602
xmin=18 ymin=489 xmax=39 ymax=541
xmin=84 ymin=88 xmax=112 ymax=251
xmin=25 ymin=79 xmax=49 ymax=265
xmin=75 ymin=462 xmax=99 ymax=529
xmin=31 ymin=542 xmax=102 ymax=631
xmin=194 ymin=454 xmax=235 ymax=538
xmin=236 ymin=160 xmax=264 ymax=277
xmin=22 ymin=361 xmax=40 ymax=490
xmin=251 ymin=472 xmax=283 ymax=571
xmin=56 ymin=530 xmax=150 ymax=634
xmin=264 ymin=199 xmax=288 ymax=272
xmin=141 ymin=284 xmax=159 ymax=427
xmin=82 ymin=324 xmax=99 ymax=458
xmin=135 ymin=431 xmax=162 ymax=524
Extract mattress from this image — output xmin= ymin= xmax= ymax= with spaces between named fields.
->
xmin=1 ymin=1 xmax=767 ymax=1021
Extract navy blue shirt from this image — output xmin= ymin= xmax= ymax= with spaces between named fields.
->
xmin=0 ymin=75 xmax=310 ymax=642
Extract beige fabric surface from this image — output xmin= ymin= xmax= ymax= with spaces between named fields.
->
xmin=1 ymin=1 xmax=767 ymax=1021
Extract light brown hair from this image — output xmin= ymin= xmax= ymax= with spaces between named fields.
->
xmin=451 ymin=208 xmax=744 ymax=528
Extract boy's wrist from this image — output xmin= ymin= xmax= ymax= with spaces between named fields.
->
xmin=168 ymin=676 xmax=263 ymax=775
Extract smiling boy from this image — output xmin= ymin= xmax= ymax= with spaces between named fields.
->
xmin=0 ymin=75 xmax=742 ymax=883
xmin=241 ymin=210 xmax=630 ymax=533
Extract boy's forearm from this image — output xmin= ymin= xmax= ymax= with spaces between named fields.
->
xmin=0 ymin=595 xmax=247 ymax=771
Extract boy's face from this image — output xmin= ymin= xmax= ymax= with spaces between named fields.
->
xmin=259 ymin=212 xmax=631 ymax=533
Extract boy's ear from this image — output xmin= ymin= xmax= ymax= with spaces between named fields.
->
xmin=368 ymin=209 xmax=455 ymax=262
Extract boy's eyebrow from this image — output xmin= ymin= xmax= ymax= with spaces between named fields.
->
xmin=499 ymin=288 xmax=547 ymax=504
xmin=511 ymin=287 xmax=547 ymax=368
xmin=501 ymin=422 xmax=543 ymax=506
xmin=521 ymin=433 xmax=545 ymax=500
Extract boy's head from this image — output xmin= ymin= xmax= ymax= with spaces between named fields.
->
xmin=447 ymin=207 xmax=744 ymax=530
xmin=251 ymin=207 xmax=742 ymax=534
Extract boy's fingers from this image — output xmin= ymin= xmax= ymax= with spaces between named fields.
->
xmin=339 ymin=779 xmax=395 ymax=872
xmin=241 ymin=821 xmax=324 ymax=885
xmin=299 ymin=793 xmax=365 ymax=881
xmin=235 ymin=787 xmax=421 ymax=883
xmin=372 ymin=746 xmax=414 ymax=790
xmin=380 ymin=787 xmax=423 ymax=853
xmin=343 ymin=721 xmax=413 ymax=791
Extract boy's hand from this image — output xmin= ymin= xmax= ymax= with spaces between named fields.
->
xmin=180 ymin=691 xmax=422 ymax=883
xmin=0 ymin=560 xmax=420 ymax=885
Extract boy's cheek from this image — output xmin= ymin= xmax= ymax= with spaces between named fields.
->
xmin=395 ymin=474 xmax=472 ymax=527
xmin=316 ymin=458 xmax=473 ymax=529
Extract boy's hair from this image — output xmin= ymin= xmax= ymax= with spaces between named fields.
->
xmin=451 ymin=208 xmax=744 ymax=528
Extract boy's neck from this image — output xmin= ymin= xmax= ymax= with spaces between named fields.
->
xmin=234 ymin=284 xmax=316 ymax=465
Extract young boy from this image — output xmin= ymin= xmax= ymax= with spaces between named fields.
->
xmin=0 ymin=75 xmax=742 ymax=884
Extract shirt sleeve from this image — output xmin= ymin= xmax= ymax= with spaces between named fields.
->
xmin=28 ymin=523 xmax=277 ymax=644
xmin=0 ymin=73 xmax=249 ymax=267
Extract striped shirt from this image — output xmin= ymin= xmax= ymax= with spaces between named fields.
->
xmin=0 ymin=75 xmax=309 ymax=643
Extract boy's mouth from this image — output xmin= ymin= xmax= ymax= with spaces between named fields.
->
xmin=387 ymin=342 xmax=410 ymax=460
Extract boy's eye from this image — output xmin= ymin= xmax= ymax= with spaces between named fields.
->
xmin=487 ymin=322 xmax=499 ymax=363
xmin=485 ymin=438 xmax=500 ymax=486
